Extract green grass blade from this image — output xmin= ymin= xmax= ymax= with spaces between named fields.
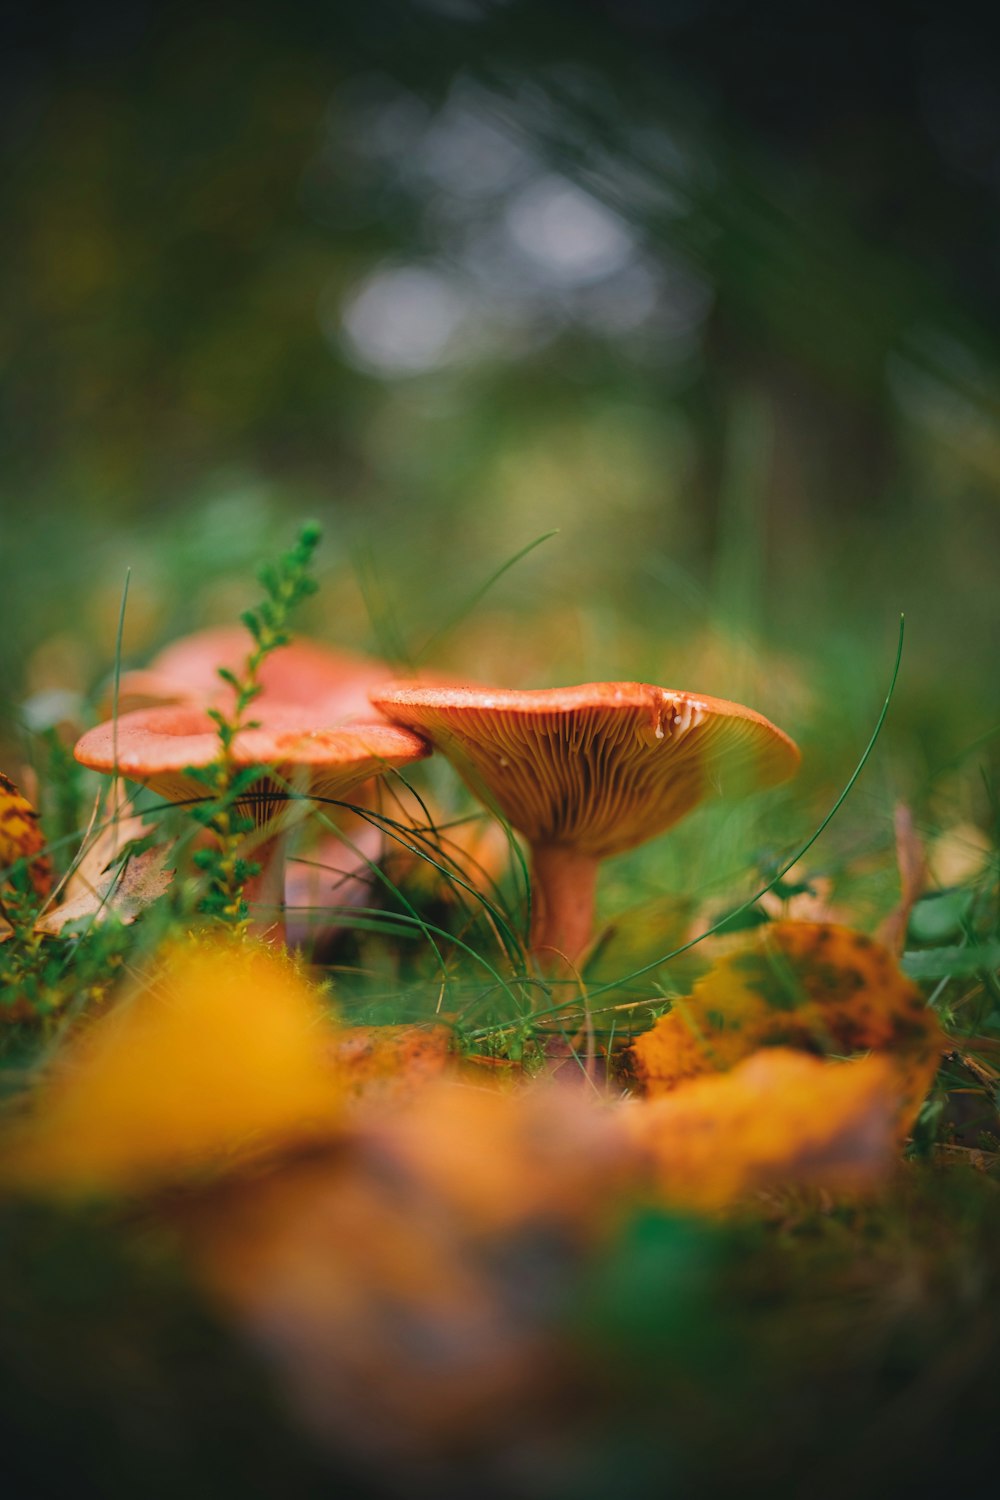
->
xmin=413 ymin=530 xmax=559 ymax=665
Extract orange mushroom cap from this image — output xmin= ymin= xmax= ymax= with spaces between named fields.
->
xmin=110 ymin=627 xmax=393 ymax=720
xmin=369 ymin=680 xmax=800 ymax=859
xmin=74 ymin=705 xmax=431 ymax=824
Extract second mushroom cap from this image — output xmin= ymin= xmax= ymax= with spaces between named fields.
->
xmin=75 ymin=704 xmax=431 ymax=820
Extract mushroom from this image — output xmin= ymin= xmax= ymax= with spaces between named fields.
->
xmin=98 ymin=629 xmax=400 ymax=941
xmin=74 ymin=705 xmax=430 ymax=941
xmin=107 ymin=626 xmax=393 ymax=721
xmin=369 ymin=681 xmax=800 ymax=970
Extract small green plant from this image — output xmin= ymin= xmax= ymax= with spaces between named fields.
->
xmin=184 ymin=522 xmax=322 ymax=929
xmin=0 ymin=870 xmax=52 ymax=1020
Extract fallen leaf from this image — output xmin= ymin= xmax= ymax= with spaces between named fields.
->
xmin=356 ymin=1079 xmax=631 ymax=1236
xmin=0 ymin=769 xmax=53 ymax=901
xmin=59 ymin=781 xmax=157 ymax=899
xmin=1 ymin=936 xmax=344 ymax=1194
xmin=629 ymin=921 xmax=948 ymax=1133
xmin=180 ymin=1079 xmax=634 ymax=1469
xmin=184 ymin=1141 xmax=562 ymax=1470
xmin=176 ymin=1058 xmax=896 ymax=1474
xmin=626 ymin=1047 xmax=896 ymax=1209
xmin=34 ymin=844 xmax=174 ymax=935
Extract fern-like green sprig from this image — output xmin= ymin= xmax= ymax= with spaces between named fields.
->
xmin=184 ymin=522 xmax=322 ymax=928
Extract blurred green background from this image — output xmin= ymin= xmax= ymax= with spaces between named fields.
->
xmin=2 ymin=0 xmax=998 ymax=796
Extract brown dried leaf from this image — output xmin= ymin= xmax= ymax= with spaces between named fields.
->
xmin=178 ymin=1057 xmax=894 ymax=1475
xmin=355 ymin=1080 xmax=631 ymax=1235
xmin=60 ymin=782 xmax=156 ymax=903
xmin=30 ymin=780 xmax=171 ymax=935
xmin=186 ymin=1148 xmax=552 ymax=1468
xmin=34 ymin=844 xmax=174 ymax=934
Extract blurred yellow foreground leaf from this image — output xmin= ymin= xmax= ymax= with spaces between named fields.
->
xmin=180 ymin=1058 xmax=896 ymax=1463
xmin=2 ymin=937 xmax=343 ymax=1194
xmin=182 ymin=1079 xmax=638 ymax=1462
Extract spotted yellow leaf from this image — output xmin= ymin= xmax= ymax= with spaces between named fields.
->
xmin=0 ymin=770 xmax=53 ymax=901
xmin=629 ymin=921 xmax=947 ymax=1133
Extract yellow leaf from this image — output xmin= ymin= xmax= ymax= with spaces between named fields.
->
xmin=0 ymin=769 xmax=53 ymax=901
xmin=2 ymin=936 xmax=343 ymax=1194
xmin=626 ymin=1047 xmax=896 ymax=1209
xmin=629 ymin=921 xmax=947 ymax=1133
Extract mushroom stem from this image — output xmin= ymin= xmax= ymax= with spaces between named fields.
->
xmin=529 ymin=844 xmax=600 ymax=970
xmin=242 ymin=829 xmax=288 ymax=945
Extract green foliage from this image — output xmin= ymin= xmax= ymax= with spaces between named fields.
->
xmin=908 ymin=889 xmax=972 ymax=944
xmin=0 ymin=871 xmax=54 ymax=1020
xmin=0 ymin=889 xmax=132 ymax=1037
xmin=185 ymin=523 xmax=322 ymax=928
xmin=903 ymin=942 xmax=1000 ymax=982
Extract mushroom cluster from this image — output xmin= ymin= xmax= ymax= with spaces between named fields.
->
xmin=79 ymin=631 xmax=424 ymax=943
xmin=76 ymin=628 xmax=800 ymax=967
xmin=75 ymin=706 xmax=429 ymax=941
